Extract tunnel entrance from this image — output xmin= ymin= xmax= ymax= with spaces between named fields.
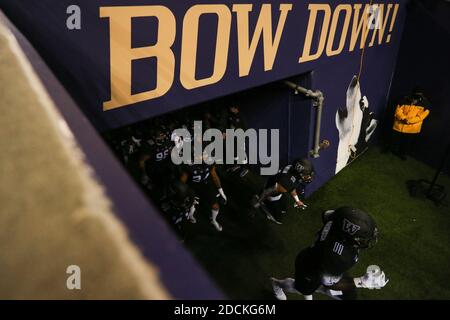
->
xmin=102 ymin=72 xmax=314 ymax=298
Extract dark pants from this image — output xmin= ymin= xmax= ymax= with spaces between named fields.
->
xmin=264 ymin=196 xmax=288 ymax=222
xmin=391 ymin=131 xmax=416 ymax=158
xmin=294 ymin=248 xmax=357 ymax=299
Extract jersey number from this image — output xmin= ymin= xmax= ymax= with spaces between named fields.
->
xmin=332 ymin=242 xmax=344 ymax=255
xmin=156 ymin=149 xmax=169 ymax=161
xmin=192 ymin=172 xmax=209 ymax=183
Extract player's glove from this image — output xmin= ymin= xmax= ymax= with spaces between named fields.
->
xmin=293 ymin=195 xmax=307 ymax=210
xmin=354 ymin=265 xmax=389 ymax=289
xmin=217 ymin=188 xmax=227 ymax=205
xmin=294 ymin=202 xmax=308 ymax=210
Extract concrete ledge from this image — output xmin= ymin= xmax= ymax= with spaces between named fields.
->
xmin=0 ymin=18 xmax=170 ymax=299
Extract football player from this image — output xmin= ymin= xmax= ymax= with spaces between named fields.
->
xmin=223 ymin=104 xmax=249 ymax=177
xmin=252 ymin=158 xmax=314 ymax=224
xmin=118 ymin=126 xmax=144 ymax=165
xmin=179 ymin=153 xmax=227 ymax=232
xmin=139 ymin=124 xmax=175 ymax=197
xmin=271 ymin=207 xmax=389 ymax=300
xmin=159 ymin=180 xmax=198 ymax=232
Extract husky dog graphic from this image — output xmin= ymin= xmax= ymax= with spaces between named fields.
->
xmin=335 ymin=76 xmax=378 ymax=174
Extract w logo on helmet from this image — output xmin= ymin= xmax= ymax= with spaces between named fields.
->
xmin=343 ymin=219 xmax=361 ymax=235
xmin=295 ymin=163 xmax=304 ymax=173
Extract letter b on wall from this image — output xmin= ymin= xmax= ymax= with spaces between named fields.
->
xmin=100 ymin=6 xmax=176 ymax=111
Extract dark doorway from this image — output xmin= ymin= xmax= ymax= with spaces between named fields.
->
xmin=238 ymin=72 xmax=313 ymax=167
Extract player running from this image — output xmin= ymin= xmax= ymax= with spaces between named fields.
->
xmin=271 ymin=207 xmax=388 ymax=300
xmin=252 ymin=158 xmax=315 ymax=224
xmin=179 ymin=153 xmax=227 ymax=232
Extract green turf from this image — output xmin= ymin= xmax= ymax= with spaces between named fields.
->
xmin=182 ymin=147 xmax=450 ymax=300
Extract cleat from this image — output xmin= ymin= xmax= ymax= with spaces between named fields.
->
xmin=271 ymin=278 xmax=287 ymax=300
xmin=251 ymin=195 xmax=261 ymax=208
xmin=227 ymin=165 xmax=240 ymax=173
xmin=266 ymin=212 xmax=282 ymax=225
xmin=188 ymin=216 xmax=197 ymax=224
xmin=211 ymin=220 xmax=223 ymax=232
xmin=239 ymin=168 xmax=249 ymax=178
xmin=259 ymin=202 xmax=282 ymax=224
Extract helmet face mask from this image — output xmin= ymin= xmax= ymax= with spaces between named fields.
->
xmin=173 ymin=195 xmax=194 ymax=211
xmin=154 ymin=131 xmax=167 ymax=145
xmin=353 ymin=227 xmax=378 ymax=249
xmin=229 ymin=106 xmax=239 ymax=114
xmin=300 ymin=172 xmax=314 ymax=184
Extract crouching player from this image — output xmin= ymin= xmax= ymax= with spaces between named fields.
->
xmin=252 ymin=158 xmax=314 ymax=224
xmin=271 ymin=207 xmax=388 ymax=300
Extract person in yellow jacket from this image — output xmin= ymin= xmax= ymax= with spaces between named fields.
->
xmin=393 ymin=104 xmax=430 ymax=134
xmin=391 ymin=89 xmax=430 ymax=159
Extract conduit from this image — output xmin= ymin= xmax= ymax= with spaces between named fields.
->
xmin=284 ymin=80 xmax=325 ymax=158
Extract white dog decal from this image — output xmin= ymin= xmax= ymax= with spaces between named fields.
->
xmin=335 ymin=76 xmax=378 ymax=174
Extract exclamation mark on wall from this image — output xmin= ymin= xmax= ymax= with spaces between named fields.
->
xmin=386 ymin=4 xmax=399 ymax=43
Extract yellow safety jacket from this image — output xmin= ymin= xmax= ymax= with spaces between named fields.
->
xmin=393 ymin=104 xmax=430 ymax=134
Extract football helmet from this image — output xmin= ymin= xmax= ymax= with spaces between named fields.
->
xmin=292 ymin=158 xmax=315 ymax=183
xmin=323 ymin=207 xmax=378 ymax=249
xmin=150 ymin=125 xmax=169 ymax=146
xmin=168 ymin=180 xmax=195 ymax=211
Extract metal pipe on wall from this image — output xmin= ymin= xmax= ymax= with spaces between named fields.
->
xmin=284 ymin=80 xmax=325 ymax=158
